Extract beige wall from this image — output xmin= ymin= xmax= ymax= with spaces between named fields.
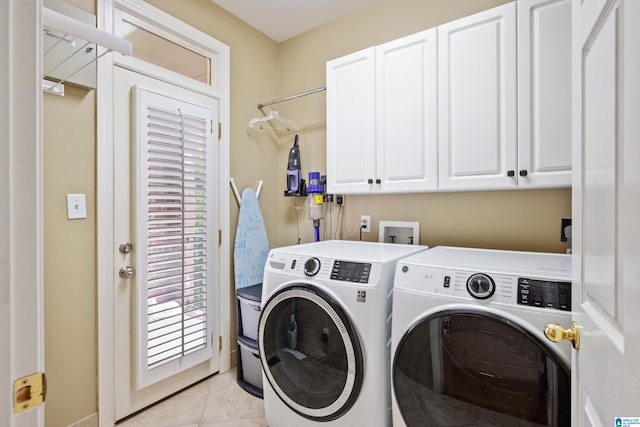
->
xmin=44 ymin=85 xmax=97 ymax=426
xmin=42 ymin=0 xmax=570 ymax=425
xmin=274 ymin=0 xmax=571 ymax=252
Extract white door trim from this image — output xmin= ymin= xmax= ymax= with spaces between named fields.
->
xmin=1 ymin=0 xmax=45 ymax=426
xmin=97 ymin=1 xmax=230 ymax=425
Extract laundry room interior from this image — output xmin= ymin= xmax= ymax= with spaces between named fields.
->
xmin=28 ymin=0 xmax=638 ymax=425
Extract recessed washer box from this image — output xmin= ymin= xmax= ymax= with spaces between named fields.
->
xmin=379 ymin=221 xmax=419 ymax=245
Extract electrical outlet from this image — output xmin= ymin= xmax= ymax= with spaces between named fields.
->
xmin=560 ymin=218 xmax=572 ymax=241
xmin=360 ymin=215 xmax=371 ymax=233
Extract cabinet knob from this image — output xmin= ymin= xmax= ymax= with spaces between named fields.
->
xmin=367 ymin=179 xmax=373 ymax=184
xmin=507 ymin=170 xmax=515 ymax=177
xmin=375 ymin=179 xmax=381 ymax=184
xmin=519 ymin=170 xmax=528 ymax=177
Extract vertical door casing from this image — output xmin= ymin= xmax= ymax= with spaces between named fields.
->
xmin=2 ymin=0 xmax=45 ymax=425
xmin=518 ymin=0 xmax=572 ymax=188
xmin=438 ymin=2 xmax=517 ymax=191
xmin=326 ymin=47 xmax=376 ymax=195
xmin=375 ymin=29 xmax=438 ymax=193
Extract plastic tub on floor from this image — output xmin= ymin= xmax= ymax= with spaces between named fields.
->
xmin=237 ymin=336 xmax=263 ymax=393
xmin=237 ymin=283 xmax=262 ymax=341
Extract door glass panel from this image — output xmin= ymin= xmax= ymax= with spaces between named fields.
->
xmin=260 ymin=287 xmax=363 ymax=420
xmin=393 ymin=311 xmax=570 ymax=427
xmin=122 ymin=20 xmax=210 ymax=84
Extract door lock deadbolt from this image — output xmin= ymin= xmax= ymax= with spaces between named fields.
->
xmin=119 ymin=242 xmax=133 ymax=254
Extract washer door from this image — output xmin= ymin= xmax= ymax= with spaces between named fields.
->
xmin=393 ymin=309 xmax=570 ymax=427
xmin=258 ymin=285 xmax=364 ymax=421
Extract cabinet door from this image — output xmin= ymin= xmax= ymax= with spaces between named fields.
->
xmin=376 ymin=28 xmax=438 ymax=193
xmin=438 ymin=2 xmax=517 ymax=191
xmin=517 ymin=0 xmax=572 ymax=188
xmin=326 ymin=47 xmax=376 ymax=195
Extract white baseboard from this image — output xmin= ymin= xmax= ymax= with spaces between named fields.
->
xmin=67 ymin=413 xmax=98 ymax=427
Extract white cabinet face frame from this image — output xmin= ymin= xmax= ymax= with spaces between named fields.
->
xmin=438 ymin=2 xmax=518 ymax=191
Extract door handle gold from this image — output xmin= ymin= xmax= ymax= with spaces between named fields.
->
xmin=544 ymin=321 xmax=580 ymax=349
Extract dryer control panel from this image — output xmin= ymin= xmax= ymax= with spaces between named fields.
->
xmin=517 ymin=278 xmax=571 ymax=311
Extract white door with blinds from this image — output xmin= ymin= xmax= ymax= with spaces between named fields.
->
xmin=114 ymin=66 xmax=220 ymax=419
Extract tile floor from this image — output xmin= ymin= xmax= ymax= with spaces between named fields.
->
xmin=117 ymin=369 xmax=267 ymax=427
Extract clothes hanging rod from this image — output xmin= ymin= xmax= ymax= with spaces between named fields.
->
xmin=42 ymin=7 xmax=132 ymax=96
xmin=257 ymin=86 xmax=326 ymax=109
xmin=42 ymin=7 xmax=133 ymax=56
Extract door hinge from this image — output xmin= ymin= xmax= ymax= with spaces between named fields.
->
xmin=219 ymin=335 xmax=223 ymax=351
xmin=13 ymin=372 xmax=47 ymax=414
xmin=218 ymin=229 xmax=222 ymax=246
xmin=218 ymin=122 xmax=222 ymax=140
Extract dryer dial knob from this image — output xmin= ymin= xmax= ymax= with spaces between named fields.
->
xmin=304 ymin=257 xmax=321 ymax=276
xmin=466 ymin=273 xmax=495 ymax=299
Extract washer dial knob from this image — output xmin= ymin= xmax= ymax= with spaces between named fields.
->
xmin=304 ymin=257 xmax=321 ymax=276
xmin=466 ymin=273 xmax=495 ymax=299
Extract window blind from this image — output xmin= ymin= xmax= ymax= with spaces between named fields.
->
xmin=134 ymin=88 xmax=216 ymax=389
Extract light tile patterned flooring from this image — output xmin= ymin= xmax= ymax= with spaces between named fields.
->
xmin=117 ymin=369 xmax=267 ymax=427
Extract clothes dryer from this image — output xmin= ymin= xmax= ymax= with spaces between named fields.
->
xmin=391 ymin=246 xmax=572 ymax=427
xmin=259 ymin=240 xmax=427 ymax=426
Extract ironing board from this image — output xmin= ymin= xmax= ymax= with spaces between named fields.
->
xmin=233 ymin=188 xmax=269 ymax=289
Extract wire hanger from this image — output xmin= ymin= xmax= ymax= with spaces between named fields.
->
xmin=248 ymin=107 xmax=299 ymax=132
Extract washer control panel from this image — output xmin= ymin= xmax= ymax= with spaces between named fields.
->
xmin=517 ymin=278 xmax=571 ymax=311
xmin=266 ymin=252 xmax=379 ymax=284
xmin=330 ymin=260 xmax=371 ymax=283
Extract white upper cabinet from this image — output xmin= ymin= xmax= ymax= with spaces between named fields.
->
xmin=327 ymin=0 xmax=572 ymax=195
xmin=327 ymin=29 xmax=438 ymax=194
xmin=326 ymin=47 xmax=376 ymax=194
xmin=517 ymin=0 xmax=572 ymax=188
xmin=438 ymin=2 xmax=517 ymax=191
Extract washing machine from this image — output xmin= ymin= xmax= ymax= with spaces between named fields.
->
xmin=259 ymin=240 xmax=428 ymax=426
xmin=391 ymin=246 xmax=572 ymax=427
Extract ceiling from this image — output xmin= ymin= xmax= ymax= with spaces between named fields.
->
xmin=210 ymin=0 xmax=382 ymax=42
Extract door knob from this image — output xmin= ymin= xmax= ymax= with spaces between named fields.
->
xmin=119 ymin=266 xmax=136 ymax=279
xmin=544 ymin=321 xmax=580 ymax=349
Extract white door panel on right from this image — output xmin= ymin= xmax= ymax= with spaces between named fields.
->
xmin=571 ymin=0 xmax=640 ymax=425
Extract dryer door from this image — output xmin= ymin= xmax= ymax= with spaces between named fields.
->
xmin=258 ymin=285 xmax=364 ymax=421
xmin=393 ymin=309 xmax=570 ymax=427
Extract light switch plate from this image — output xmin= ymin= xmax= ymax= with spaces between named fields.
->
xmin=66 ymin=194 xmax=87 ymax=219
